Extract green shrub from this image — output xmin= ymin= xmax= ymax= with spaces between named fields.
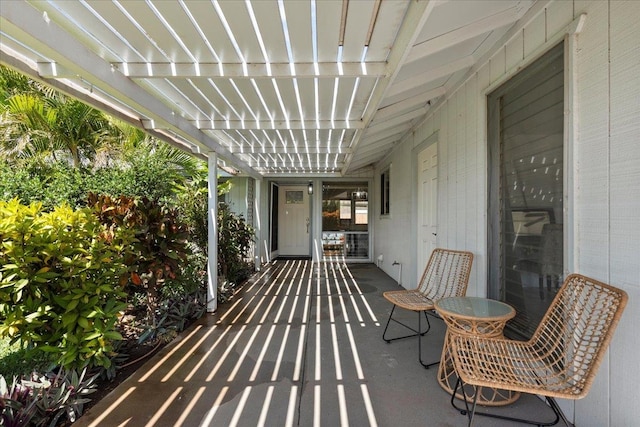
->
xmin=0 ymin=200 xmax=131 ymax=369
xmin=176 ymin=177 xmax=254 ymax=289
xmin=87 ymin=194 xmax=190 ymax=324
xmin=0 ymin=337 xmax=54 ymax=379
xmin=176 ymin=175 xmax=210 ymax=252
xmin=0 ymin=161 xmax=86 ymax=210
xmin=0 ymin=145 xmax=195 ymax=209
xmin=161 ymin=252 xmax=207 ymax=299
xmin=218 ymin=202 xmax=254 ymax=283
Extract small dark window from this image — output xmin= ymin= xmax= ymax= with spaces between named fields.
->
xmin=380 ymin=168 xmax=390 ymax=215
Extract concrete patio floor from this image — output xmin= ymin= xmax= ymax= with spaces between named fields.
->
xmin=76 ymin=260 xmax=568 ymax=427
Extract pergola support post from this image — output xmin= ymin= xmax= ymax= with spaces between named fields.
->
xmin=207 ymin=152 xmax=218 ymax=313
xmin=253 ymin=178 xmax=262 ymax=271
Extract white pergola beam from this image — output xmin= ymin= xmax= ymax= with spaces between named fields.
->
xmin=374 ymin=86 xmax=446 ymax=122
xmin=0 ymin=1 xmax=260 ymax=179
xmin=367 ymin=108 xmax=427 ymax=134
xmin=100 ymin=62 xmax=388 ymax=79
xmin=251 ymin=162 xmax=345 ymax=169
xmin=187 ymin=119 xmax=364 ymax=130
xmin=363 ymin=125 xmax=406 ymax=144
xmin=341 ymin=0 xmax=435 ymax=174
xmin=262 ymin=171 xmax=343 ymax=178
xmin=237 ymin=147 xmax=351 ymax=155
xmin=386 ymin=56 xmax=474 ymax=98
xmin=405 ymin=5 xmax=526 ymax=64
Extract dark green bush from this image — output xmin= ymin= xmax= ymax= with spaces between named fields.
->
xmin=176 ymin=177 xmax=254 ymax=288
xmin=218 ymin=202 xmax=254 ymax=283
xmin=176 ymin=175 xmax=210 ymax=252
xmin=0 ymin=161 xmax=86 ymax=209
xmin=0 ymin=149 xmax=194 ymax=209
xmin=0 ymin=200 xmax=131 ymax=369
xmin=87 ymin=193 xmax=190 ymax=324
xmin=0 ymin=338 xmax=54 ymax=379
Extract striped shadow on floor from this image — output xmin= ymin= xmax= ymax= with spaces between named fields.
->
xmin=77 ymin=260 xmax=392 ymax=427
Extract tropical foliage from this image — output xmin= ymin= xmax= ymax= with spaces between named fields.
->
xmin=0 ymin=200 xmax=131 ymax=370
xmin=0 ymin=86 xmax=118 ymax=168
xmin=218 ymin=203 xmax=254 ymax=282
xmin=0 ymin=368 xmax=98 ymax=427
xmin=0 ymin=65 xmax=257 ymax=420
xmin=177 ymin=175 xmax=254 ymax=288
xmin=87 ymin=193 xmax=190 ymax=323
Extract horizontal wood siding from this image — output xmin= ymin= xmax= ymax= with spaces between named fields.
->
xmin=607 ymin=1 xmax=640 ymax=426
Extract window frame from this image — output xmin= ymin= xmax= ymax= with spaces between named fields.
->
xmin=487 ymin=41 xmax=565 ymax=339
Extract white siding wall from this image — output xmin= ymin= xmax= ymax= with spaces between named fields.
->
xmin=224 ymin=177 xmax=249 ymax=219
xmin=373 ymin=1 xmax=640 ymax=425
xmin=375 ymin=142 xmax=414 ymax=284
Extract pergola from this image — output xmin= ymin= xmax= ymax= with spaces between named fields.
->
xmin=1 ymin=0 xmax=536 ymax=309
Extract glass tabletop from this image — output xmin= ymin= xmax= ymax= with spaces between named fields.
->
xmin=435 ymin=296 xmax=515 ymax=320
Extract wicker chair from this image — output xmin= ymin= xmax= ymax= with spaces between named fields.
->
xmin=450 ymin=274 xmax=628 ymax=426
xmin=382 ymin=248 xmax=473 ymax=368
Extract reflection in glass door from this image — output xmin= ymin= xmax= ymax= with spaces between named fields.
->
xmin=321 ymin=182 xmax=369 ymax=260
xmin=488 ymin=42 xmax=565 ymax=339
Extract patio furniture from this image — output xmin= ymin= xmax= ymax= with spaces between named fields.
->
xmin=434 ymin=297 xmax=519 ymax=406
xmin=449 ymin=274 xmax=628 ymax=427
xmin=382 ymin=248 xmax=473 ymax=368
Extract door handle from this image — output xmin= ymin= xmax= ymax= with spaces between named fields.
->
xmin=306 ymin=217 xmax=310 ymax=233
xmin=432 ymin=233 xmax=437 ymax=236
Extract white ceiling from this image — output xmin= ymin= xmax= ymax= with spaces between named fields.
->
xmin=0 ymin=0 xmax=534 ymax=178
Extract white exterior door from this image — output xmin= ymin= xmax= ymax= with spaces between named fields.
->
xmin=278 ymin=186 xmax=311 ymax=256
xmin=417 ymin=144 xmax=438 ymax=282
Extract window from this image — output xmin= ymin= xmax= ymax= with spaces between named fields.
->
xmin=380 ymin=168 xmax=390 ymax=215
xmin=339 ymin=200 xmax=351 ymax=219
xmin=487 ymin=42 xmax=565 ymax=340
xmin=285 ymin=190 xmax=304 ymax=204
xmin=355 ymin=201 xmax=368 ymax=224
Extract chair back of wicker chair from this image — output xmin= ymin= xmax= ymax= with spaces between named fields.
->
xmin=451 ymin=273 xmax=628 ymax=400
xmin=525 ymin=273 xmax=628 ymax=398
xmin=417 ymin=248 xmax=474 ymax=302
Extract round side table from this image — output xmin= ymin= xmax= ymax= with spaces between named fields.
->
xmin=434 ymin=296 xmax=519 ymax=406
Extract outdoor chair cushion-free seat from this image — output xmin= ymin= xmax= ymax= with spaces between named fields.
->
xmin=382 ymin=248 xmax=474 ymax=368
xmin=450 ymin=273 xmax=628 ymax=427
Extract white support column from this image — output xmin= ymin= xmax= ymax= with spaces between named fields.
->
xmin=311 ymin=179 xmax=322 ymax=263
xmin=253 ymin=178 xmax=262 ymax=271
xmin=207 ymin=152 xmax=218 ymax=313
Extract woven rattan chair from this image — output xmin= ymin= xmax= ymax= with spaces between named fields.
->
xmin=382 ymin=248 xmax=473 ymax=368
xmin=450 ymin=274 xmax=628 ymax=427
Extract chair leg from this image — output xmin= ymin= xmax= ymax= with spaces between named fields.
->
xmin=382 ymin=305 xmax=430 ymax=342
xmin=452 ymin=377 xmax=479 ymax=427
xmin=383 ymin=306 xmax=439 ymax=369
xmin=418 ymin=312 xmax=439 ymax=369
xmin=451 ymin=378 xmax=564 ymax=426
xmin=547 ymin=397 xmax=573 ymax=427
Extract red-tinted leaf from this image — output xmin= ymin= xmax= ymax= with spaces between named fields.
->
xmin=131 ymin=272 xmax=142 ymax=285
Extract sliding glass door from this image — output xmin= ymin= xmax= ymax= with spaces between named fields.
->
xmin=488 ymin=42 xmax=565 ymax=339
xmin=321 ymin=182 xmax=369 ymax=260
